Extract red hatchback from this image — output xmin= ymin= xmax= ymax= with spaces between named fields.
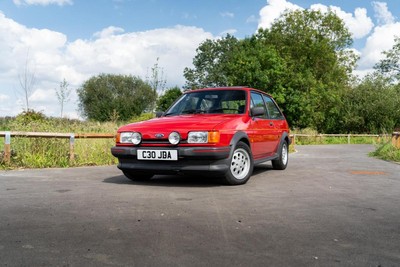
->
xmin=111 ymin=87 xmax=290 ymax=185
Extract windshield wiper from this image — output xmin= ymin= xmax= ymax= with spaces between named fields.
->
xmin=181 ymin=109 xmax=206 ymax=114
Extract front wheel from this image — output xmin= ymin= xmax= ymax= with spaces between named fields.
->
xmin=122 ymin=171 xmax=154 ymax=181
xmin=272 ymin=140 xmax=288 ymax=170
xmin=222 ymin=142 xmax=254 ymax=185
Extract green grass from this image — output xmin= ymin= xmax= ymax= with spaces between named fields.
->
xmin=369 ymin=143 xmax=400 ymax=163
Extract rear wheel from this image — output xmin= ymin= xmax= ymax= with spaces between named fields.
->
xmin=222 ymin=141 xmax=254 ymax=185
xmin=123 ymin=171 xmax=154 ymax=181
xmin=272 ymin=140 xmax=288 ymax=170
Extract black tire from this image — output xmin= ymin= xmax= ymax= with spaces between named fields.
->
xmin=222 ymin=141 xmax=254 ymax=185
xmin=272 ymin=140 xmax=288 ymax=170
xmin=122 ymin=171 xmax=154 ymax=181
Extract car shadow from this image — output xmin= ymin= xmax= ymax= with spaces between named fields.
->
xmin=252 ymin=163 xmax=274 ymax=175
xmin=103 ymin=174 xmax=223 ymax=188
xmin=103 ymin=163 xmax=273 ymax=187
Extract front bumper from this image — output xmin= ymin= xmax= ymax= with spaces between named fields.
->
xmin=111 ymin=146 xmax=232 ymax=175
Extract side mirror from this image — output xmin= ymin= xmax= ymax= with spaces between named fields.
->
xmin=251 ymin=106 xmax=265 ymax=117
xmin=155 ymin=111 xmax=164 ymax=118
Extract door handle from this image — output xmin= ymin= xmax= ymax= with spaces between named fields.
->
xmin=269 ymin=122 xmax=274 ymax=126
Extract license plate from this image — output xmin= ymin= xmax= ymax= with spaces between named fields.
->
xmin=137 ymin=149 xmax=178 ymax=161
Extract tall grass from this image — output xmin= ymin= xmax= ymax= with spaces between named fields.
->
xmin=0 ymin=113 xmax=125 ymax=169
xmin=369 ymin=143 xmax=400 ymax=163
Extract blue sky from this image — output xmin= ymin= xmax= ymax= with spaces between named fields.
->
xmin=0 ymin=0 xmax=399 ymax=118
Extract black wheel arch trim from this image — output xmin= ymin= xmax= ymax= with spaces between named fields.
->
xmin=228 ymin=131 xmax=252 ymax=158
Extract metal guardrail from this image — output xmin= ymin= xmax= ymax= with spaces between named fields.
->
xmin=0 ymin=131 xmax=115 ymax=164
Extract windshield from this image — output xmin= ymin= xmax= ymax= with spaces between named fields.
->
xmin=164 ymin=90 xmax=247 ymax=116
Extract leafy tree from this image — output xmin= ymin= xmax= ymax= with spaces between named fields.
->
xmin=54 ymin=78 xmax=71 ymax=118
xmin=184 ymin=10 xmax=357 ymax=132
xmin=257 ymin=9 xmax=357 ymax=131
xmin=342 ymin=74 xmax=400 ymax=133
xmin=374 ymin=36 xmax=400 ymax=83
xmin=156 ymin=86 xmax=182 ymax=111
xmin=77 ymin=74 xmax=156 ymax=121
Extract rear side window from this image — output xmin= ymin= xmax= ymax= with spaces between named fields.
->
xmin=263 ymin=95 xmax=283 ymax=119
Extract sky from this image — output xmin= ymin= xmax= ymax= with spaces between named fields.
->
xmin=0 ymin=0 xmax=399 ymax=119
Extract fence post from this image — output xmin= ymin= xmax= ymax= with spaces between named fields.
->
xmin=4 ymin=131 xmax=11 ymax=164
xmin=347 ymin=134 xmax=351 ymax=144
xmin=393 ymin=132 xmax=400 ymax=149
xmin=69 ymin=134 xmax=75 ymax=164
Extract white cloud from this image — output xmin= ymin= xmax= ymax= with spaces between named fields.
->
xmin=0 ymin=11 xmax=214 ymax=117
xmin=246 ymin=15 xmax=257 ymax=24
xmin=93 ymin=26 xmax=125 ymax=39
xmin=13 ymin=0 xmax=72 ymax=6
xmin=357 ymin=22 xmax=400 ymax=70
xmin=311 ymin=4 xmax=374 ymax=39
xmin=0 ymin=94 xmax=10 ymax=102
xmin=220 ymin=12 xmax=234 ymax=18
xmin=258 ymin=0 xmax=302 ymax=29
xmin=372 ymin=1 xmax=395 ymax=25
xmin=219 ymin=29 xmax=237 ymax=36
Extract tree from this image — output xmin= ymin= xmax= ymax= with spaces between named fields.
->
xmin=184 ymin=10 xmax=357 ymax=132
xmin=156 ymin=87 xmax=182 ymax=111
xmin=77 ymin=74 xmax=156 ymax=121
xmin=374 ymin=36 xmax=400 ymax=83
xmin=18 ymin=50 xmax=36 ymax=110
xmin=54 ymin=78 xmax=71 ymax=117
xmin=146 ymin=58 xmax=167 ymax=111
xmin=257 ymin=9 xmax=357 ymax=131
xmin=342 ymin=74 xmax=400 ymax=133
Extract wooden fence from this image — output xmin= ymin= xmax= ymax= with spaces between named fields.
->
xmin=393 ymin=132 xmax=400 ymax=149
xmin=0 ymin=131 xmax=398 ymax=165
xmin=0 ymin=131 xmax=115 ymax=164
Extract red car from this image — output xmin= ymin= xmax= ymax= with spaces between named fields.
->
xmin=111 ymin=87 xmax=290 ymax=185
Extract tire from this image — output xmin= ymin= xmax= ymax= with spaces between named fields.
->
xmin=122 ymin=171 xmax=154 ymax=181
xmin=272 ymin=140 xmax=288 ymax=170
xmin=222 ymin=141 xmax=254 ymax=185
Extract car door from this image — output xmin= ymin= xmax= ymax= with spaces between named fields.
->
xmin=263 ymin=94 xmax=284 ymax=153
xmin=248 ymin=92 xmax=276 ymax=159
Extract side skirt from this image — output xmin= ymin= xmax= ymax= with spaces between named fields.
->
xmin=253 ymin=154 xmax=278 ymax=165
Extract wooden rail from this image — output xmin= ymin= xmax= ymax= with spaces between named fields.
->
xmin=289 ymin=133 xmax=382 ymax=147
xmin=1 ymin=131 xmax=398 ymax=165
xmin=0 ymin=131 xmax=115 ymax=165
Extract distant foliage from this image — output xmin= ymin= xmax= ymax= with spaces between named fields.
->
xmin=341 ymin=74 xmax=400 ymax=133
xmin=77 ymin=74 xmax=156 ymax=122
xmin=15 ymin=109 xmax=46 ymax=124
xmin=156 ymin=87 xmax=182 ymax=111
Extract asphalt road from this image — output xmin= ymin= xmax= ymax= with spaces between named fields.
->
xmin=0 ymin=145 xmax=399 ymax=267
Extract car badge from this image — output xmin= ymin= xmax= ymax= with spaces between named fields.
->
xmin=155 ymin=133 xmax=164 ymax=139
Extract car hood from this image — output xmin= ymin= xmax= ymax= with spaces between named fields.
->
xmin=119 ymin=115 xmax=237 ymax=133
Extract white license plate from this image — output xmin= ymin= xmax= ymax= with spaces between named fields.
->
xmin=137 ymin=149 xmax=178 ymax=161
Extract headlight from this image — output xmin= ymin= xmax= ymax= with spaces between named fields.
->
xmin=168 ymin=131 xmax=181 ymax=145
xmin=120 ymin=132 xmax=142 ymax=145
xmin=188 ymin=131 xmax=208 ymax=143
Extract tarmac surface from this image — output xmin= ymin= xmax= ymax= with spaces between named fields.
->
xmin=0 ymin=145 xmax=399 ymax=266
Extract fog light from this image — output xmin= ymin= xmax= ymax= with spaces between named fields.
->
xmin=131 ymin=132 xmax=142 ymax=145
xmin=168 ymin=131 xmax=181 ymax=145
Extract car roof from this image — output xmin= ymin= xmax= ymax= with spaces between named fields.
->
xmin=185 ymin=87 xmax=273 ymax=98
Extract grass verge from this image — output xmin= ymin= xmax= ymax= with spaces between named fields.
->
xmin=369 ymin=143 xmax=400 ymax=163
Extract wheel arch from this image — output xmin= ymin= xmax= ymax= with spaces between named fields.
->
xmin=229 ymin=131 xmax=251 ymax=157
